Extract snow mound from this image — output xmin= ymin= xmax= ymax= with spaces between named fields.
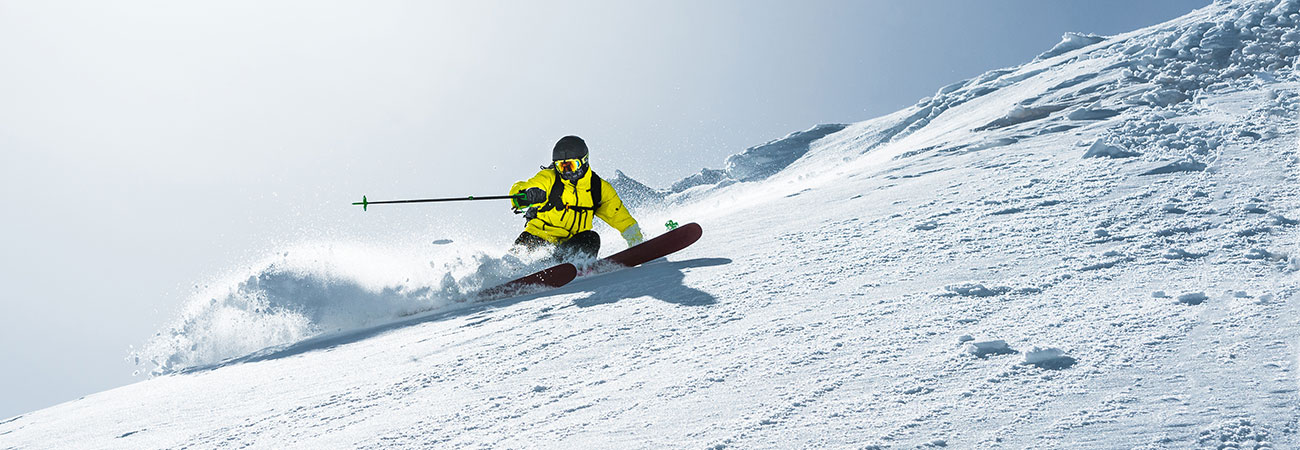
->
xmin=965 ymin=340 xmax=1016 ymax=358
xmin=1082 ymin=140 xmax=1141 ymax=158
xmin=1068 ymin=104 xmax=1122 ymax=121
xmin=942 ymin=283 xmax=1010 ymax=297
xmin=1038 ymin=32 xmax=1108 ymax=60
xmin=975 ymin=104 xmax=1069 ymax=131
xmin=1142 ymin=159 xmax=1208 ymax=176
xmin=1177 ymin=291 xmax=1211 ymax=305
xmin=1022 ymin=347 xmax=1077 ymax=370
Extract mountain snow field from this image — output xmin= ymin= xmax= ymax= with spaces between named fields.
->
xmin=4 ymin=0 xmax=1300 ymax=448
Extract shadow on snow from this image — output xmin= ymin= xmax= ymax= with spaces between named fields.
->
xmin=566 ymin=257 xmax=729 ymax=308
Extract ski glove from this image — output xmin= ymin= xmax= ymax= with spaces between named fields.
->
xmin=621 ymin=223 xmax=644 ymax=247
xmin=521 ymin=187 xmax=547 ymax=206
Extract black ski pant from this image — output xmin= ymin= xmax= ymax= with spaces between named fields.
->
xmin=514 ymin=230 xmax=600 ymax=261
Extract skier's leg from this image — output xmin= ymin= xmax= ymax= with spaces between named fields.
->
xmin=512 ymin=232 xmax=550 ymax=253
xmin=555 ymin=230 xmax=600 ymax=260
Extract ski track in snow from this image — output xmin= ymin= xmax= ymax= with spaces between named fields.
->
xmin=5 ymin=0 xmax=1300 ymax=448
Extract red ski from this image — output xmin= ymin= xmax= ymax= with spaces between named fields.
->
xmin=477 ymin=262 xmax=577 ymax=300
xmin=476 ymin=222 xmax=701 ymax=299
xmin=585 ymin=222 xmax=703 ymax=274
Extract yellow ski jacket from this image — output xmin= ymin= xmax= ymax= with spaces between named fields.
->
xmin=510 ymin=168 xmax=638 ymax=243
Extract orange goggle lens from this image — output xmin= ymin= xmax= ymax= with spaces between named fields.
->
xmin=556 ymin=158 xmax=584 ymax=173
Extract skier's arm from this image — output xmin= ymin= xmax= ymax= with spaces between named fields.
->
xmin=595 ymin=180 xmax=643 ymax=246
xmin=509 ymin=170 xmax=554 ymax=209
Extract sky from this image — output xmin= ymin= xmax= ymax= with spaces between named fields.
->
xmin=0 ymin=0 xmax=1210 ymax=419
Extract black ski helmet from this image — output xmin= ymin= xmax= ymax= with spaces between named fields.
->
xmin=552 ymin=135 xmax=588 ymax=161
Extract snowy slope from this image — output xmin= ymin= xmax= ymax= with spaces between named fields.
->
xmin=5 ymin=0 xmax=1300 ymax=448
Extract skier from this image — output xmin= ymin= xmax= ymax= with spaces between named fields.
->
xmin=509 ymin=135 xmax=644 ymax=260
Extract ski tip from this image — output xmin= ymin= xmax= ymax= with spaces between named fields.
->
xmin=675 ymin=222 xmax=703 ymax=243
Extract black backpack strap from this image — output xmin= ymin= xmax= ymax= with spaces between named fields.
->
xmin=589 ymin=171 xmax=602 ymax=210
xmin=537 ymin=174 xmax=566 ymax=213
xmin=564 ymin=171 xmax=601 ymax=212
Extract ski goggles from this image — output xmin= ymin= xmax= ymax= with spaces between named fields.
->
xmin=555 ymin=156 xmax=586 ymax=174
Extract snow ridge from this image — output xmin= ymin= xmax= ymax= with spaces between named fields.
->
xmin=609 ymin=123 xmax=846 ymax=205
